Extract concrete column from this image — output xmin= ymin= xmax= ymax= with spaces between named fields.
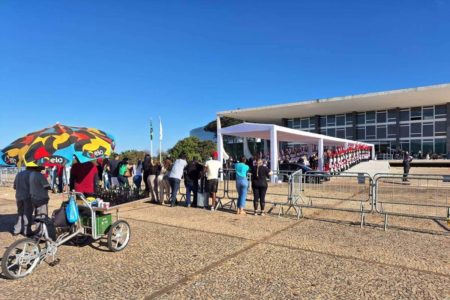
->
xmin=216 ymin=115 xmax=224 ymax=180
xmin=318 ymin=138 xmax=324 ymax=171
xmin=446 ymin=103 xmax=450 ymax=156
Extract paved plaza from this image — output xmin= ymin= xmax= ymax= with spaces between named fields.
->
xmin=1 ymin=182 xmax=449 ymax=300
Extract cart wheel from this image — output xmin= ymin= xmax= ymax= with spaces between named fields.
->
xmin=107 ymin=220 xmax=131 ymax=252
xmin=1 ymin=238 xmax=41 ymax=280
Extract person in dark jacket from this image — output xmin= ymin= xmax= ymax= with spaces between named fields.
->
xmin=143 ymin=154 xmax=152 ymax=192
xmin=13 ymin=168 xmax=32 ymax=236
xmin=184 ymin=157 xmax=203 ymax=207
xmin=402 ymin=152 xmax=413 ymax=182
xmin=250 ymin=158 xmax=272 ymax=216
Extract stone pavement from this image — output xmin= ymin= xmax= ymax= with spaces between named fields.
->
xmin=0 ymin=187 xmax=449 ymax=299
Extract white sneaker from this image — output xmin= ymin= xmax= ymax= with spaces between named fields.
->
xmin=210 ymin=207 xmax=215 ymax=212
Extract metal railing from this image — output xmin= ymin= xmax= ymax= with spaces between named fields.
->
xmin=373 ymin=173 xmax=450 ymax=230
xmin=0 ymin=167 xmax=19 ymax=187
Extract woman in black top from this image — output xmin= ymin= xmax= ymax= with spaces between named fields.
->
xmin=250 ymin=159 xmax=272 ymax=216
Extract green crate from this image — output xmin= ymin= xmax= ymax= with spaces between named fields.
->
xmin=81 ymin=213 xmax=112 ymax=235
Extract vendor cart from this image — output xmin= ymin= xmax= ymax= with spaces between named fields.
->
xmin=1 ymin=192 xmax=139 ymax=280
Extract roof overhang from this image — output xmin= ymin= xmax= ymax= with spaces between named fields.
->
xmin=220 ymin=122 xmax=373 ymax=147
xmin=218 ymin=83 xmax=450 ymax=124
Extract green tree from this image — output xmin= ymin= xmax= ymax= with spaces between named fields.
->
xmin=168 ymin=136 xmax=216 ymax=162
xmin=119 ymin=149 xmax=149 ymax=164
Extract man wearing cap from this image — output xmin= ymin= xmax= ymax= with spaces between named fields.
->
xmin=204 ymin=152 xmax=222 ymax=211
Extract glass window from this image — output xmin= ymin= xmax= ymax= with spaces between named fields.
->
xmin=376 ymin=111 xmax=387 ymax=123
xmin=346 ymin=127 xmax=353 ymax=139
xmin=435 ymin=121 xmax=446 ymax=134
xmin=320 ymin=128 xmax=326 ymax=135
xmin=320 ymin=116 xmax=326 ymax=127
xmin=411 ymin=123 xmax=421 ymax=137
xmin=356 ymin=127 xmax=365 ymax=140
xmin=423 ymin=107 xmax=434 ymax=120
xmin=377 ymin=126 xmax=387 ymax=139
xmin=400 ymin=110 xmax=409 ymax=122
xmin=388 ymin=109 xmax=397 ymax=122
xmin=327 ymin=115 xmax=335 ymax=127
xmin=336 ymin=115 xmax=345 ymax=126
xmin=357 ymin=113 xmax=365 ymax=124
xmin=336 ymin=128 xmax=345 ymax=138
xmin=301 ymin=118 xmax=309 ymax=129
xmin=346 ymin=113 xmax=353 ymax=125
xmin=400 ymin=142 xmax=410 ymax=152
xmin=435 ymin=139 xmax=447 ymax=154
xmin=435 ymin=105 xmax=447 ymax=117
xmin=400 ymin=125 xmax=409 ymax=138
xmin=411 ymin=140 xmax=421 ymax=154
xmin=327 ymin=128 xmax=335 ymax=137
xmin=287 ymin=119 xmax=293 ymax=128
xmin=293 ymin=118 xmax=300 ymax=128
xmin=423 ymin=140 xmax=433 ymax=155
xmin=423 ymin=123 xmax=433 ymax=137
xmin=310 ymin=117 xmax=317 ymax=127
xmin=366 ymin=111 xmax=375 ymax=124
xmin=366 ymin=126 xmax=375 ymax=139
xmin=411 ymin=107 xmax=422 ymax=121
xmin=388 ymin=124 xmax=397 ymax=138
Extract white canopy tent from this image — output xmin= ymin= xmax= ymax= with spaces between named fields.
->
xmin=216 ymin=119 xmax=375 ymax=182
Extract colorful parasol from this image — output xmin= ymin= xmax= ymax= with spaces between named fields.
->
xmin=0 ymin=123 xmax=115 ymax=167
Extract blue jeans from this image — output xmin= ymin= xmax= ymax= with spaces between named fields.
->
xmin=236 ymin=177 xmax=248 ymax=209
xmin=169 ymin=177 xmax=181 ymax=206
xmin=185 ymin=181 xmax=198 ymax=206
xmin=133 ymin=175 xmax=142 ymax=189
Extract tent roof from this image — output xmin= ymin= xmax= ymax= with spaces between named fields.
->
xmin=219 ymin=122 xmax=373 ymax=147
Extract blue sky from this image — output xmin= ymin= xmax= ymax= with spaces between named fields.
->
xmin=1 ymin=0 xmax=449 ymax=152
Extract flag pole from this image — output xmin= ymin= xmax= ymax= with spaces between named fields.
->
xmin=150 ymin=119 xmax=153 ymax=159
xmin=159 ymin=117 xmax=162 ymax=163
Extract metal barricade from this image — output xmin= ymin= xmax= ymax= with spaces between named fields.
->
xmin=373 ymin=173 xmax=450 ymax=229
xmin=290 ymin=171 xmax=373 ymax=225
xmin=0 ymin=167 xmax=19 ymax=187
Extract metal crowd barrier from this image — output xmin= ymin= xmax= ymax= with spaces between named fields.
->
xmin=289 ymin=171 xmax=373 ymax=226
xmin=0 ymin=167 xmax=19 ymax=187
xmin=373 ymin=173 xmax=450 ymax=230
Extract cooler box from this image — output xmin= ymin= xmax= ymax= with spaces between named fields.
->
xmin=81 ymin=213 xmax=112 ymax=235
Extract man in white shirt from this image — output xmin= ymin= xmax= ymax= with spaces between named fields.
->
xmin=168 ymin=154 xmax=187 ymax=207
xmin=204 ymin=153 xmax=222 ymax=211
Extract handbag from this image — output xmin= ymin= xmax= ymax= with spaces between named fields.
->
xmin=66 ymin=196 xmax=80 ymax=224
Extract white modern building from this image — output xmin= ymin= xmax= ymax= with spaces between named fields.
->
xmin=218 ymin=83 xmax=450 ymax=157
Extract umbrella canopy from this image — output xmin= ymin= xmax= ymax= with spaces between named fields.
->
xmin=0 ymin=124 xmax=115 ymax=167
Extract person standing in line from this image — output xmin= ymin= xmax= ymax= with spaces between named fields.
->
xmin=402 ymin=151 xmax=413 ymax=182
xmin=117 ymin=157 xmax=130 ymax=188
xmin=133 ymin=159 xmax=143 ymax=189
xmin=29 ymin=166 xmax=51 ymax=220
xmin=12 ymin=167 xmax=32 ymax=236
xmin=184 ymin=156 xmax=203 ymax=207
xmin=204 ymin=153 xmax=222 ymax=212
xmin=147 ymin=159 xmax=160 ymax=202
xmin=157 ymin=159 xmax=172 ymax=204
xmin=70 ymin=158 xmax=99 ymax=197
xmin=251 ymin=158 xmax=272 ymax=216
xmin=143 ymin=154 xmax=152 ymax=192
xmin=168 ymin=154 xmax=187 ymax=207
xmin=102 ymin=158 xmax=111 ymax=190
xmin=234 ymin=156 xmax=250 ymax=215
xmin=109 ymin=154 xmax=120 ymax=188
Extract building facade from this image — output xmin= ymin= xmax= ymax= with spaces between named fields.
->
xmin=218 ymin=84 xmax=450 ymax=157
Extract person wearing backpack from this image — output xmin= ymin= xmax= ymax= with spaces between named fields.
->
xmin=118 ymin=157 xmax=130 ymax=188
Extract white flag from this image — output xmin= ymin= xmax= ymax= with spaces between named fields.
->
xmin=159 ymin=118 xmax=163 ymax=141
